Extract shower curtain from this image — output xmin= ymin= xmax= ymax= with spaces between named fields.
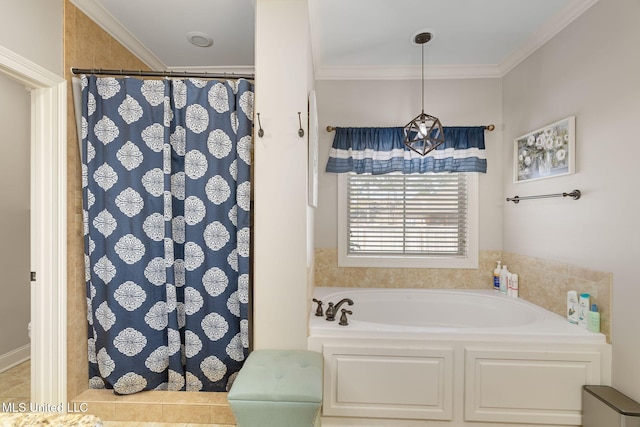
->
xmin=80 ymin=74 xmax=253 ymax=394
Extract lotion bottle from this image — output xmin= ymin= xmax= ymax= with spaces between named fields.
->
xmin=578 ymin=293 xmax=590 ymax=329
xmin=509 ymin=273 xmax=519 ymax=298
xmin=493 ymin=261 xmax=501 ymax=291
xmin=499 ymin=265 xmax=509 ymax=294
xmin=567 ymin=291 xmax=578 ymax=324
xmin=588 ymin=304 xmax=600 ymax=333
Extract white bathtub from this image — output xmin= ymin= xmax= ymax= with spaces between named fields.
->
xmin=310 ymin=288 xmax=605 ymax=343
xmin=308 ymin=287 xmax=611 ymax=427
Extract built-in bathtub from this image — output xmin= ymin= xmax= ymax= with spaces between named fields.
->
xmin=308 ymin=287 xmax=611 ymax=427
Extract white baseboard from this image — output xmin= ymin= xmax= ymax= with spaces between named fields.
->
xmin=0 ymin=344 xmax=30 ymax=373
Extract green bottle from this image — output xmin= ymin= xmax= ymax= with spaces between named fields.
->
xmin=587 ymin=304 xmax=600 ymax=333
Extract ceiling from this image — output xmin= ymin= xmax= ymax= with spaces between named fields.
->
xmin=70 ymin=0 xmax=598 ymax=79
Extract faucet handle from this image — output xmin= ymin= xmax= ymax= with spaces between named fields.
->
xmin=312 ymin=298 xmax=324 ymax=317
xmin=339 ymin=309 xmax=352 ymax=326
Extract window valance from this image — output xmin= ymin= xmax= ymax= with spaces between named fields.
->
xmin=325 ymin=126 xmax=487 ymax=175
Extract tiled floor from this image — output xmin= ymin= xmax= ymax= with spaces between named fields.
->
xmin=0 ymin=360 xmax=30 ymax=404
xmin=1 ymin=362 xmax=235 ymax=426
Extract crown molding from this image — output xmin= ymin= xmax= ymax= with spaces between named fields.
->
xmin=315 ymin=64 xmax=502 ymax=81
xmin=69 ymin=0 xmax=166 ymax=71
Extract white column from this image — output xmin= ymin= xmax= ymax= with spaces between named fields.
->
xmin=253 ymin=0 xmax=313 ymax=349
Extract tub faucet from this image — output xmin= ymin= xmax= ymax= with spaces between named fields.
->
xmin=325 ymin=298 xmax=354 ymax=321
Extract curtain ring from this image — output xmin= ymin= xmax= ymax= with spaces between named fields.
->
xmin=256 ymin=113 xmax=264 ymax=138
xmin=298 ymin=112 xmax=305 ymax=138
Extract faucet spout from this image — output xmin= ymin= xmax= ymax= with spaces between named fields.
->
xmin=325 ymin=298 xmax=354 ymax=321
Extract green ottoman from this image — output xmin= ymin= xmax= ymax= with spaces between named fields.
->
xmin=228 ymin=349 xmax=323 ymax=427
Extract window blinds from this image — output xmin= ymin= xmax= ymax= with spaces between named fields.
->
xmin=346 ymin=172 xmax=468 ymax=256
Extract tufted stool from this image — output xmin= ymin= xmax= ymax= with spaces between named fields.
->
xmin=228 ymin=349 xmax=323 ymax=427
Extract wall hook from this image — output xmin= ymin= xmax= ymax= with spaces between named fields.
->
xmin=256 ymin=113 xmax=264 ymax=138
xmin=298 ymin=112 xmax=305 ymax=138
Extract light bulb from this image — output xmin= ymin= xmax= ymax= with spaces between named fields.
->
xmin=418 ymin=121 xmax=428 ymax=138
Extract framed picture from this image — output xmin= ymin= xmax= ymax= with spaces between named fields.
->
xmin=514 ymin=116 xmax=575 ymax=183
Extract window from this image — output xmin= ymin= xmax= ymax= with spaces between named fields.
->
xmin=338 ymin=172 xmax=478 ymax=268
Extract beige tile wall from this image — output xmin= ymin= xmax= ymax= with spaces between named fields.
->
xmin=63 ymin=0 xmax=153 ymax=401
xmin=315 ymin=248 xmax=611 ymax=341
xmin=502 ymin=251 xmax=611 ymax=341
xmin=315 ymin=248 xmax=502 ymax=289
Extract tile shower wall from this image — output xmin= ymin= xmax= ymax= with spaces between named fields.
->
xmin=64 ymin=0 xmax=152 ymax=400
xmin=314 ymin=248 xmax=611 ymax=341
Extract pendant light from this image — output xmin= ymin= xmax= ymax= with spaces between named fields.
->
xmin=403 ymin=32 xmax=444 ymax=156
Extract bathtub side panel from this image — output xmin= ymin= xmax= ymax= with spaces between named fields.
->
xmin=321 ymin=343 xmax=454 ymax=421
xmin=464 ymin=347 xmax=608 ymax=425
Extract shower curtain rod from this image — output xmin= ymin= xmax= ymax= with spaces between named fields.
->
xmin=325 ymin=124 xmax=495 ymax=132
xmin=71 ymin=67 xmax=254 ymax=80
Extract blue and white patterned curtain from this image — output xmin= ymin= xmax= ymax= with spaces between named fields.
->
xmin=326 ymin=126 xmax=487 ymax=174
xmin=81 ymin=75 xmax=253 ymax=394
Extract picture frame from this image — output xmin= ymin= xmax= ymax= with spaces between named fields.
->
xmin=514 ymin=116 xmax=575 ymax=183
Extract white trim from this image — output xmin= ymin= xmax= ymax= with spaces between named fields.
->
xmin=315 ymin=64 xmax=503 ymax=81
xmin=0 ymin=45 xmax=67 ymax=406
xmin=337 ymin=172 xmax=478 ymax=269
xmin=0 ymin=344 xmax=30 ymax=374
xmin=68 ymin=0 xmax=165 ymax=71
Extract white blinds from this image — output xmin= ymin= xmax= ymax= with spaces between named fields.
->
xmin=346 ymin=172 xmax=468 ymax=256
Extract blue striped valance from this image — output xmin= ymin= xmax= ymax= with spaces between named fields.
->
xmin=326 ymin=126 xmax=487 ymax=174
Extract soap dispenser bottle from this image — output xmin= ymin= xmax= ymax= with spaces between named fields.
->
xmin=578 ymin=293 xmax=590 ymax=329
xmin=493 ymin=261 xmax=502 ymax=291
xmin=567 ymin=291 xmax=578 ymax=324
xmin=509 ymin=273 xmax=519 ymax=298
xmin=499 ymin=265 xmax=509 ymax=294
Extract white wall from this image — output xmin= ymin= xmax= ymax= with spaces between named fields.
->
xmin=253 ymin=0 xmax=313 ymax=350
xmin=0 ymin=0 xmax=63 ymax=367
xmin=502 ymin=0 xmax=640 ymax=401
xmin=314 ymin=78 xmax=503 ymax=251
xmin=0 ymin=0 xmax=63 ymax=75
xmin=0 ymin=74 xmax=31 ymax=361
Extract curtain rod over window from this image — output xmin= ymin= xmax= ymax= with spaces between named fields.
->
xmin=71 ymin=67 xmax=254 ymax=80
xmin=325 ymin=124 xmax=495 ymax=132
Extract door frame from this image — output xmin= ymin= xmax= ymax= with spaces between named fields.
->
xmin=0 ymin=45 xmax=67 ymax=404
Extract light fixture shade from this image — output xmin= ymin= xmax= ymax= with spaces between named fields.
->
xmin=403 ymin=112 xmax=445 ymax=156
